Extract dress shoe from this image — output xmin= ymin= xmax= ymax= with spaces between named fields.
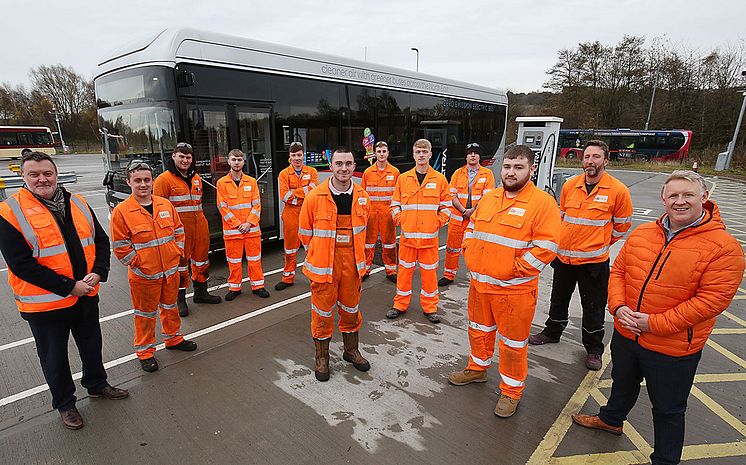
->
xmin=425 ymin=312 xmax=441 ymax=324
xmin=448 ymin=369 xmax=487 ymax=386
xmin=60 ymin=407 xmax=84 ymax=430
xmin=166 ymin=339 xmax=197 ymax=351
xmin=89 ymin=385 xmax=129 ymax=400
xmin=386 ymin=308 xmax=402 ymax=319
xmin=275 ymin=281 xmax=294 ymax=291
xmin=571 ymin=414 xmax=623 ymax=435
xmin=252 ymin=288 xmax=270 ymax=298
xmin=140 ymin=357 xmax=159 ymax=372
xmin=386 ymin=274 xmax=397 ymax=284
xmin=225 ymin=290 xmax=242 ymax=301
xmin=528 ymin=332 xmax=560 ymax=345
xmin=586 ymin=353 xmax=602 ymax=371
xmin=438 ymin=277 xmax=454 ymax=287
xmin=495 ymin=395 xmax=520 ymax=418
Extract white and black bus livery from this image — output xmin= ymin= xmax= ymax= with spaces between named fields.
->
xmin=94 ymin=28 xmax=508 ymax=248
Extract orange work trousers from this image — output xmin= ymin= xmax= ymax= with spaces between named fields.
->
xmin=465 ymin=282 xmax=537 ymax=400
xmin=131 ymin=273 xmax=185 ymax=360
xmin=393 ymin=244 xmax=439 ymax=314
xmin=310 ymin=215 xmax=362 ymax=340
xmin=282 ymin=204 xmax=302 ymax=283
xmin=365 ymin=206 xmax=397 ymax=276
xmin=443 ymin=218 xmax=467 ymax=280
xmin=179 ymin=214 xmax=210 ymax=289
xmin=225 ymin=235 xmax=265 ymax=291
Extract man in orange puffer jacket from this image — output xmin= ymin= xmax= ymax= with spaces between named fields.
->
xmin=572 ymin=171 xmax=745 ymax=465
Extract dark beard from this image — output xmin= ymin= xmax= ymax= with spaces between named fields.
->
xmin=503 ymin=178 xmax=529 ymax=192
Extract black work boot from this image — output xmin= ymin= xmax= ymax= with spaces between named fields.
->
xmin=177 ymin=289 xmax=189 ymax=317
xmin=342 ymin=332 xmax=371 ymax=372
xmin=314 ymin=338 xmax=330 ymax=381
xmin=192 ymin=280 xmax=221 ymax=304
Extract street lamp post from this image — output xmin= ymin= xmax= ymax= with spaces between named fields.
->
xmin=645 ymin=70 xmax=658 ymax=130
xmin=724 ymin=90 xmax=746 ymax=170
xmin=49 ymin=107 xmax=66 ymax=154
xmin=411 ymin=47 xmax=419 ymax=72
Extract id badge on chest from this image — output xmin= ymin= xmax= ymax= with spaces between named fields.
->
xmin=336 ymin=234 xmax=351 ymax=243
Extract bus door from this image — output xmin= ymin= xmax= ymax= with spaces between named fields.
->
xmin=236 ymin=107 xmax=277 ymax=239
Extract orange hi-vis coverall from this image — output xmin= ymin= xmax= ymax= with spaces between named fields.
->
xmin=361 ymin=162 xmax=400 ymax=276
xmin=444 ymin=164 xmax=495 ymax=280
xmin=217 ymin=173 xmax=265 ymax=291
xmin=279 ymin=164 xmax=319 ymax=284
xmin=153 ymin=170 xmax=210 ymax=289
xmin=462 ymin=183 xmax=561 ymax=399
xmin=110 ymin=195 xmax=186 ymax=360
xmin=390 ymin=167 xmax=450 ymax=314
xmin=298 ymin=179 xmax=370 ymax=339
xmin=557 ymin=171 xmax=633 ymax=264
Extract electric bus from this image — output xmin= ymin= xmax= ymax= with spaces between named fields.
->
xmin=94 ymin=28 xmax=508 ymax=248
xmin=559 ymin=128 xmax=692 ymax=162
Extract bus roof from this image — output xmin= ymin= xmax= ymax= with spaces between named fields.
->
xmin=560 ymin=129 xmax=691 ymax=137
xmin=94 ymin=28 xmax=508 ymax=106
xmin=0 ymin=126 xmax=52 ymax=131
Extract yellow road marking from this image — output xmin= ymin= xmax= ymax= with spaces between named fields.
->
xmin=706 ymin=339 xmax=746 ymax=369
xmin=589 ymin=388 xmax=653 ymax=457
xmin=690 ymin=385 xmax=746 ymax=436
xmin=551 ymin=442 xmax=746 ymax=464
xmin=681 ymin=441 xmax=746 ymax=461
xmin=712 ymin=328 xmax=746 ymax=335
xmin=722 ymin=310 xmax=746 ymax=327
xmin=526 ymin=350 xmax=612 ymax=465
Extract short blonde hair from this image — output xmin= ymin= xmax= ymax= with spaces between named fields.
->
xmin=662 ymin=170 xmax=708 ymax=195
xmin=413 ymin=139 xmax=431 ymax=151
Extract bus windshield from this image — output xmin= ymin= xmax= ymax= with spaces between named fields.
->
xmin=99 ymin=105 xmax=177 ymax=193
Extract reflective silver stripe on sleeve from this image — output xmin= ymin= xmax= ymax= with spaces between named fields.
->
xmin=532 ymin=240 xmax=559 ymax=253
xmin=522 ymin=251 xmax=548 ymax=271
xmin=298 ymin=227 xmax=313 ymax=236
xmin=120 ymin=250 xmax=137 ymax=265
xmin=352 ymin=225 xmax=365 ymax=235
xmin=252 ymin=199 xmax=261 ymax=206
xmin=223 ymin=212 xmax=235 ymax=221
xmin=174 ymin=227 xmax=185 ymax=235
xmin=562 ymin=215 xmax=610 ymax=227
xmin=613 ymin=216 xmax=631 ymax=224
xmin=176 ymin=242 xmax=184 ymax=248
xmin=612 ymin=230 xmax=626 ymax=238
xmin=356 ymin=261 xmax=366 ymax=272
xmin=228 ymin=203 xmax=253 ymax=210
xmin=312 ymin=229 xmax=336 ymax=238
xmin=168 ymin=195 xmax=194 ymax=202
xmin=283 ymin=191 xmax=293 ymax=202
xmin=558 ymin=245 xmax=610 ymax=259
xmin=401 ymin=204 xmax=439 ymax=211
xmin=223 ymin=229 xmax=243 ymax=236
xmin=112 ymin=239 xmax=132 ymax=249
xmin=470 ymin=231 xmax=531 ymax=249
xmin=249 ymin=208 xmax=260 ymax=218
xmin=469 ymin=271 xmax=537 ymax=287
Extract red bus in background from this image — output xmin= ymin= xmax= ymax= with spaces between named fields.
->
xmin=0 ymin=126 xmax=57 ymax=160
xmin=559 ymin=129 xmax=692 ymax=162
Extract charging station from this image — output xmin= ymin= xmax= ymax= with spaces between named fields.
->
xmin=515 ymin=116 xmax=563 ymax=196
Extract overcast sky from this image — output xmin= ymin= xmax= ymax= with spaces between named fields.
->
xmin=3 ymin=0 xmax=744 ymax=93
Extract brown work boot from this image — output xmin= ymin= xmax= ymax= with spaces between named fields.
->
xmin=60 ymin=407 xmax=84 ymax=430
xmin=342 ymin=332 xmax=371 ymax=372
xmin=448 ymin=369 xmax=488 ymax=386
xmin=495 ymin=394 xmax=520 ymax=418
xmin=528 ymin=332 xmax=559 ymax=345
xmin=571 ymin=414 xmax=623 ymax=435
xmin=585 ymin=353 xmax=602 ymax=371
xmin=314 ymin=338 xmax=330 ymax=381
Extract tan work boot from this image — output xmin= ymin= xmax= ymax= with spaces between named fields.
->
xmin=495 ymin=394 xmax=520 ymax=418
xmin=342 ymin=332 xmax=371 ymax=372
xmin=448 ymin=369 xmax=487 ymax=386
xmin=314 ymin=338 xmax=330 ymax=381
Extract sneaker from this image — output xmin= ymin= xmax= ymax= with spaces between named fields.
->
xmin=571 ymin=414 xmax=623 ymax=435
xmin=386 ymin=274 xmax=397 ymax=284
xmin=386 ymin=308 xmax=402 ymax=319
xmin=528 ymin=332 xmax=560 ymax=345
xmin=448 ymin=369 xmax=487 ymax=386
xmin=585 ymin=353 xmax=602 ymax=371
xmin=361 ymin=274 xmax=369 ymax=282
xmin=225 ymin=290 xmax=242 ymax=301
xmin=166 ymin=340 xmax=197 ymax=351
xmin=253 ymin=288 xmax=270 ymax=298
xmin=139 ymin=357 xmax=159 ymax=373
xmin=274 ymin=281 xmax=294 ymax=291
xmin=425 ymin=313 xmax=441 ymax=324
xmin=495 ymin=394 xmax=520 ymax=418
xmin=438 ymin=277 xmax=454 ymax=287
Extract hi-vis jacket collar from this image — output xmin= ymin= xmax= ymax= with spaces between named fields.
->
xmin=495 ymin=182 xmax=537 ymax=213
xmin=575 ymin=170 xmax=612 ymax=195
